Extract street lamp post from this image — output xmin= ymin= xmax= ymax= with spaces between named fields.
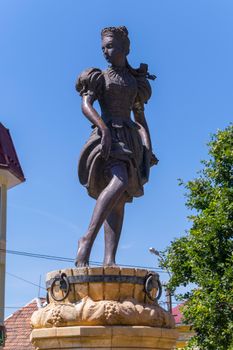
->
xmin=149 ymin=247 xmax=172 ymax=313
xmin=0 ymin=123 xmax=25 ymax=348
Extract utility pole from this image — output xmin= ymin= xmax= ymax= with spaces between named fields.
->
xmin=165 ymin=286 xmax=172 ymax=313
xmin=0 ymin=179 xmax=7 ymax=349
xmin=0 ymin=123 xmax=25 ymax=349
xmin=149 ymin=247 xmax=172 ymax=313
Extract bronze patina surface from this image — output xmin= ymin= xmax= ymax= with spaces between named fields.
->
xmin=75 ymin=26 xmax=157 ymax=267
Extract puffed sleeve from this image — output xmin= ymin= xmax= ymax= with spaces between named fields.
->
xmin=137 ymin=76 xmax=152 ymax=104
xmin=75 ymin=68 xmax=104 ymax=101
xmin=132 ymin=75 xmax=152 ymax=113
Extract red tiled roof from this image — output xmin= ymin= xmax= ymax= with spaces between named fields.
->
xmin=172 ymin=303 xmax=184 ymax=324
xmin=4 ymin=298 xmax=45 ymax=350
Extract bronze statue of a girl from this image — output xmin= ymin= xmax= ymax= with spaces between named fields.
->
xmin=75 ymin=26 xmax=157 ymax=267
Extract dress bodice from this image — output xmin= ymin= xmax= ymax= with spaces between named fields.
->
xmin=76 ymin=66 xmax=152 ymax=123
xmin=76 ymin=65 xmax=155 ymax=202
xmin=99 ymin=67 xmax=137 ymax=122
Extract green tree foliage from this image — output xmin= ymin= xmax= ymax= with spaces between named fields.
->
xmin=162 ymin=125 xmax=233 ymax=350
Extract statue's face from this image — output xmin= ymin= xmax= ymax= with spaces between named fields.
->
xmin=101 ymin=35 xmax=126 ymax=66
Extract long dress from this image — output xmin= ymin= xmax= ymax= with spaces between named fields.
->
xmin=76 ymin=65 xmax=154 ymax=202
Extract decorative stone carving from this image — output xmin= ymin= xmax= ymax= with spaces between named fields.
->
xmin=31 ymin=267 xmax=174 ymax=329
xmin=31 ymin=297 xmax=174 ymax=328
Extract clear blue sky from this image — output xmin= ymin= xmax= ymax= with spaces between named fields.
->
xmin=1 ymin=0 xmax=232 ymax=316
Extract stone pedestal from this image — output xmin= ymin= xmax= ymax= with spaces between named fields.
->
xmin=31 ymin=326 xmax=178 ymax=349
xmin=31 ymin=267 xmax=178 ymax=350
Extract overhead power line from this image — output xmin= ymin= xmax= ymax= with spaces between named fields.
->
xmin=6 ymin=272 xmax=46 ymax=290
xmin=0 ymin=248 xmax=166 ymax=273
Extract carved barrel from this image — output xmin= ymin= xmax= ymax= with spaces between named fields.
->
xmin=31 ymin=267 xmax=178 ymax=349
xmin=46 ymin=267 xmax=161 ymax=305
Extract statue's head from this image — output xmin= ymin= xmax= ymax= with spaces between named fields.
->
xmin=101 ymin=26 xmax=130 ymax=66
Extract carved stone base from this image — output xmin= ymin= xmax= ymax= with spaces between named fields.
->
xmin=31 ymin=268 xmax=178 ymax=349
xmin=30 ymin=326 xmax=178 ymax=349
xmin=31 ymin=267 xmax=174 ymax=328
xmin=31 ymin=297 xmax=174 ymax=328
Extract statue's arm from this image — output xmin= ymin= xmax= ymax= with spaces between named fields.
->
xmin=133 ymin=106 xmax=152 ymax=155
xmin=133 ymin=106 xmax=158 ymax=166
xmin=81 ymin=95 xmax=111 ymax=160
xmin=81 ymin=94 xmax=107 ymax=131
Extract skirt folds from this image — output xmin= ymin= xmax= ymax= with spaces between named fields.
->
xmin=78 ymin=118 xmax=150 ymax=202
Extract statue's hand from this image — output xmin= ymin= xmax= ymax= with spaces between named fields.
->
xmin=101 ymin=128 xmax=112 ymax=160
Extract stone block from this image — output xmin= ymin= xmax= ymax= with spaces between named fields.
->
xmin=119 ymin=267 xmax=135 ymax=301
xmin=134 ymin=269 xmax=147 ymax=303
xmin=88 ymin=267 xmax=104 ymax=301
xmin=31 ymin=326 xmax=179 ymax=349
xmin=73 ymin=267 xmax=88 ymax=300
xmin=103 ymin=266 xmax=120 ymax=300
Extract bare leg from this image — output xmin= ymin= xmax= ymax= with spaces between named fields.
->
xmin=103 ymin=195 xmax=125 ymax=266
xmin=75 ymin=163 xmax=128 ymax=266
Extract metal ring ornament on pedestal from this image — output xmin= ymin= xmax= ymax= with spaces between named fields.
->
xmin=144 ymin=273 xmax=162 ymax=302
xmin=46 ymin=291 xmax=50 ymax=304
xmin=50 ymin=272 xmax=70 ymax=302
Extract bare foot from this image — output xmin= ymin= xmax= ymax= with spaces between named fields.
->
xmin=75 ymin=237 xmax=91 ymax=267
xmin=103 ymin=259 xmax=118 ymax=267
xmin=75 ymin=259 xmax=89 ymax=267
